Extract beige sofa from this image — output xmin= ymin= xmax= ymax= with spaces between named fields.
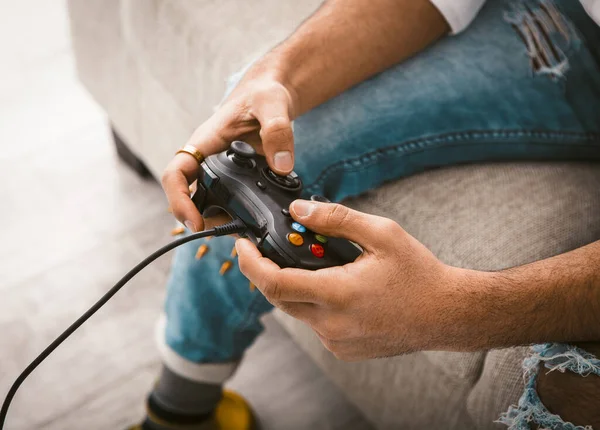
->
xmin=67 ymin=1 xmax=600 ymax=428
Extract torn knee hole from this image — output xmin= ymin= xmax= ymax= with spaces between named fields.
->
xmin=505 ymin=0 xmax=579 ymax=80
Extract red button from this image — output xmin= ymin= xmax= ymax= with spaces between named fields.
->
xmin=310 ymin=244 xmax=324 ymax=258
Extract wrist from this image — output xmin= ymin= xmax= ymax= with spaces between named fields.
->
xmin=435 ymin=266 xmax=501 ymax=351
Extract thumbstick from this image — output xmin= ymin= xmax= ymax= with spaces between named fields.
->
xmin=310 ymin=195 xmax=331 ymax=203
xmin=228 ymin=141 xmax=256 ymax=167
xmin=263 ymin=168 xmax=301 ymax=190
xmin=230 ymin=141 xmax=255 ymax=159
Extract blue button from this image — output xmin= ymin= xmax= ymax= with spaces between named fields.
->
xmin=291 ymin=222 xmax=306 ymax=233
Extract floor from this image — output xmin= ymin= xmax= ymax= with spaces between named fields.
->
xmin=0 ymin=1 xmax=372 ymax=429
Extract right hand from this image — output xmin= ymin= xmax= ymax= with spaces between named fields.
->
xmin=162 ymin=71 xmax=298 ymax=232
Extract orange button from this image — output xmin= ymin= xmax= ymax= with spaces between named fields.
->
xmin=287 ymin=233 xmax=304 ymax=246
xmin=310 ymin=244 xmax=324 ymax=258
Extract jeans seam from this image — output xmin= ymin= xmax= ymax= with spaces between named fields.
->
xmin=304 ymin=129 xmax=600 ymax=194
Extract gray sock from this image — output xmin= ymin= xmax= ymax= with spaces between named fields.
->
xmin=152 ymin=365 xmax=223 ymax=416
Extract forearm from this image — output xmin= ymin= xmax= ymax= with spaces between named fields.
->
xmin=241 ymin=0 xmax=449 ymax=116
xmin=449 ymin=240 xmax=600 ymax=350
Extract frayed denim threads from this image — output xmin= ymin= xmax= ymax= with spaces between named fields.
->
xmin=498 ymin=343 xmax=600 ymax=429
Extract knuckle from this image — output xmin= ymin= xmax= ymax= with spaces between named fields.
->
xmin=319 ymin=339 xmax=355 ymax=362
xmin=169 ymin=203 xmax=184 ymax=218
xmin=263 ymin=116 xmax=291 ymax=132
xmin=335 ymin=287 xmax=356 ymax=310
xmin=374 ymin=217 xmax=402 ymax=240
xmin=325 ymin=204 xmax=351 ymax=231
xmin=324 ymin=271 xmax=357 ymax=309
xmin=253 ymin=82 xmax=285 ymax=100
xmin=319 ymin=318 xmax=346 ymax=341
xmin=378 ymin=217 xmax=400 ymax=233
xmin=277 ymin=302 xmax=300 ymax=319
xmin=260 ymin=117 xmax=292 ymax=142
xmin=171 ymin=192 xmax=194 ymax=219
xmin=323 ymin=289 xmax=349 ymax=310
xmin=319 ymin=336 xmax=336 ymax=354
xmin=230 ymin=104 xmax=254 ymax=127
xmin=262 ymin=275 xmax=283 ymax=302
xmin=161 ymin=168 xmax=176 ymax=188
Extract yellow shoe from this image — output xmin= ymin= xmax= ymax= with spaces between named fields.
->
xmin=213 ymin=390 xmax=255 ymax=430
xmin=126 ymin=389 xmax=255 ymax=430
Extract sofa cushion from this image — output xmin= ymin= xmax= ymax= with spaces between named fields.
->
xmin=276 ymin=312 xmax=478 ymax=429
xmin=275 ymin=161 xmax=600 ymax=428
xmin=120 ymin=0 xmax=323 ymax=125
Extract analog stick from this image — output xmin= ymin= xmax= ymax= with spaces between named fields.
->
xmin=264 ymin=168 xmax=301 ymax=190
xmin=229 ymin=141 xmax=256 ymax=167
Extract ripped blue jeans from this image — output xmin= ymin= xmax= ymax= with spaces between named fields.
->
xmin=160 ymin=0 xmax=600 ymax=427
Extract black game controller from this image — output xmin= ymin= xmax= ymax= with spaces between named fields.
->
xmin=192 ymin=141 xmax=362 ymax=269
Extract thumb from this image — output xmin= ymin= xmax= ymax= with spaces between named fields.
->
xmin=253 ymin=85 xmax=295 ymax=175
xmin=290 ymin=200 xmax=397 ymax=252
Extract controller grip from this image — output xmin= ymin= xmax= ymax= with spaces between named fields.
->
xmin=191 ymin=182 xmax=225 ymax=219
xmin=191 ymin=182 xmax=208 ymax=212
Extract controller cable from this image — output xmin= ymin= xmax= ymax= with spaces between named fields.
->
xmin=0 ymin=219 xmax=247 ymax=429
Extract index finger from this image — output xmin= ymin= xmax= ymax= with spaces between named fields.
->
xmin=162 ymin=113 xmax=232 ymax=231
xmin=235 ymin=238 xmax=350 ymax=305
xmin=162 ymin=156 xmax=204 ymax=232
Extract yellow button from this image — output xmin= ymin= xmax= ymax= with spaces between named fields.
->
xmin=287 ymin=233 xmax=304 ymax=246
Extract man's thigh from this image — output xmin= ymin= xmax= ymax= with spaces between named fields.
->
xmin=291 ymin=0 xmax=600 ymax=202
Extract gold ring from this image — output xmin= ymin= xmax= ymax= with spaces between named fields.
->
xmin=176 ymin=145 xmax=205 ymax=164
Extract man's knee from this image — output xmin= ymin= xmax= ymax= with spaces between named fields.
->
xmin=536 ymin=342 xmax=600 ymax=427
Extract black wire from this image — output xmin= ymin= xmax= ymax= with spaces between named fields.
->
xmin=0 ymin=219 xmax=246 ymax=429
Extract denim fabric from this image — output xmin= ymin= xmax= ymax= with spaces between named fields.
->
xmin=498 ymin=343 xmax=600 ymax=429
xmin=163 ymin=0 xmax=600 ymax=389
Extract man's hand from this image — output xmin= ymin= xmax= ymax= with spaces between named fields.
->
xmin=162 ymin=73 xmax=297 ymax=232
xmin=161 ymin=0 xmax=449 ymax=233
xmin=238 ymin=199 xmax=600 ymax=360
xmin=235 ymin=200 xmax=460 ymax=360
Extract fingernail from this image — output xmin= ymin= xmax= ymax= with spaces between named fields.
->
xmin=184 ymin=220 xmax=197 ymax=232
xmin=235 ymin=240 xmax=242 ymax=255
xmin=273 ymin=151 xmax=293 ymax=172
xmin=292 ymin=200 xmax=315 ymax=217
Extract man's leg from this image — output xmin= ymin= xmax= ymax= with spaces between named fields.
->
xmin=139 ymin=0 xmax=600 ymax=428
xmin=290 ymin=0 xmax=600 ymax=203
xmin=535 ymin=343 xmax=600 ymax=427
xmin=133 ymin=235 xmax=273 ymax=429
xmin=496 ymin=342 xmax=600 ymax=429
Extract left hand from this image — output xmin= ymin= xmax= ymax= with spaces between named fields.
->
xmin=236 ymin=199 xmax=465 ymax=361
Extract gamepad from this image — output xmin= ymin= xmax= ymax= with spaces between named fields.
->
xmin=192 ymin=141 xmax=362 ymax=269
